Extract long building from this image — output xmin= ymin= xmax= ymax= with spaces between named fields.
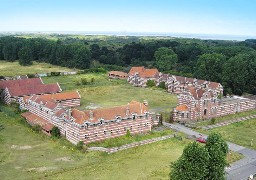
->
xmin=172 ymin=87 xmax=256 ymax=122
xmin=0 ymin=78 xmax=62 ymax=104
xmin=22 ymin=98 xmax=159 ymax=144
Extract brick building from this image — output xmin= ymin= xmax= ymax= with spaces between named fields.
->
xmin=127 ymin=66 xmax=159 ymax=87
xmin=22 ymin=98 xmax=159 ymax=144
xmin=173 ymin=87 xmax=256 ymax=122
xmin=108 ymin=71 xmax=128 ymax=79
xmin=0 ymin=78 xmax=62 ymax=104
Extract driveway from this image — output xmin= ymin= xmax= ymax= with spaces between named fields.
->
xmin=163 ymin=122 xmax=256 ymax=180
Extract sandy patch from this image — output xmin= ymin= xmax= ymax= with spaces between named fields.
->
xmin=54 ymin=157 xmax=73 ymax=162
xmin=85 ymin=103 xmax=102 ymax=109
xmin=11 ymin=145 xmax=32 ymax=150
xmin=28 ymin=166 xmax=57 ymax=172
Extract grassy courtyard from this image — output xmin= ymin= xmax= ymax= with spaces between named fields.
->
xmin=42 ymin=73 xmax=177 ymax=112
xmin=0 ymin=61 xmax=74 ymax=76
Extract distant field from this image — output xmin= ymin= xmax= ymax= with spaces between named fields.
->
xmin=42 ymin=73 xmax=178 ymax=112
xmin=199 ymin=118 xmax=256 ymax=150
xmin=0 ymin=61 xmax=74 ymax=76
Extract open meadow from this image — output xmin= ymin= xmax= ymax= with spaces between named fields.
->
xmin=0 ymin=61 xmax=75 ymax=76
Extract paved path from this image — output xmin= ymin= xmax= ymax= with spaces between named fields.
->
xmin=163 ymin=122 xmax=256 ymax=180
xmin=88 ymin=134 xmax=174 ymax=154
xmin=200 ymin=114 xmax=256 ymax=130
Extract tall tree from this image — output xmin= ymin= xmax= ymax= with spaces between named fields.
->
xmin=170 ymin=142 xmax=209 ymax=180
xmin=18 ymin=46 xmax=33 ymax=66
xmin=205 ymin=133 xmax=228 ymax=180
xmin=194 ymin=53 xmax=226 ymax=82
xmin=154 ymin=47 xmax=178 ymax=71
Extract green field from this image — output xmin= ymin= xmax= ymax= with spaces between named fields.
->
xmin=199 ymin=118 xmax=256 ymax=150
xmin=0 ymin=61 xmax=75 ymax=76
xmin=42 ymin=73 xmax=178 ymax=112
xmin=0 ymin=111 xmax=189 ymax=180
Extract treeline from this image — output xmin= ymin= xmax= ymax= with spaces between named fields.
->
xmin=0 ymin=36 xmax=255 ymax=95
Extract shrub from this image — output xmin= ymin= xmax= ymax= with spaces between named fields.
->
xmin=81 ymin=78 xmax=88 ymax=85
xmin=126 ymin=130 xmax=131 ymax=137
xmin=146 ymin=80 xmax=155 ymax=87
xmin=50 ymin=72 xmax=61 ymax=76
xmin=75 ymin=80 xmax=81 ymax=85
xmin=76 ymin=141 xmax=84 ymax=150
xmin=32 ymin=125 xmax=42 ymax=132
xmin=158 ymin=81 xmax=166 ymax=89
xmin=210 ymin=118 xmax=216 ymax=125
xmin=27 ymin=74 xmax=35 ymax=78
xmin=91 ymin=77 xmax=95 ymax=83
xmin=51 ymin=126 xmax=61 ymax=138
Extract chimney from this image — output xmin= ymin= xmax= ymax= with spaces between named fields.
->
xmin=126 ymin=106 xmax=130 ymax=116
xmin=89 ymin=110 xmax=94 ymax=120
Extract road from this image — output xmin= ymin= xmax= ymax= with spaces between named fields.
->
xmin=163 ymin=122 xmax=256 ymax=180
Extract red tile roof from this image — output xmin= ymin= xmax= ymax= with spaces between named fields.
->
xmin=36 ymin=91 xmax=80 ymax=101
xmin=188 ymin=87 xmax=205 ymax=100
xmin=208 ymin=82 xmax=221 ymax=89
xmin=0 ymin=78 xmax=43 ymax=89
xmin=140 ymin=69 xmax=159 ymax=78
xmin=176 ymin=104 xmax=189 ymax=111
xmin=109 ymin=71 xmax=128 ymax=77
xmin=128 ymin=66 xmax=159 ymax=78
xmin=128 ymin=66 xmax=145 ymax=75
xmin=7 ymin=83 xmax=62 ymax=97
xmin=21 ymin=112 xmax=54 ymax=131
xmin=72 ymin=101 xmax=149 ymax=125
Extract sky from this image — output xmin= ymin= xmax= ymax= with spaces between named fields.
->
xmin=0 ymin=0 xmax=256 ymax=36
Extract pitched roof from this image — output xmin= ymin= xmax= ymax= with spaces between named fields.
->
xmin=7 ymin=83 xmax=62 ymax=97
xmin=208 ymin=82 xmax=222 ymax=89
xmin=36 ymin=91 xmax=81 ymax=101
xmin=72 ymin=101 xmax=149 ymax=125
xmin=21 ymin=112 xmax=54 ymax=131
xmin=109 ymin=71 xmax=128 ymax=77
xmin=0 ymin=78 xmax=43 ymax=90
xmin=140 ymin=69 xmax=159 ymax=78
xmin=176 ymin=104 xmax=189 ymax=111
xmin=128 ymin=66 xmax=145 ymax=75
xmin=188 ymin=87 xmax=205 ymax=100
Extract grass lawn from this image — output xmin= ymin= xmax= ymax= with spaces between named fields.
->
xmin=42 ymin=73 xmax=177 ymax=112
xmin=196 ymin=109 xmax=256 ymax=127
xmin=199 ymin=118 xmax=256 ymax=150
xmin=0 ymin=61 xmax=74 ymax=76
xmin=0 ymin=111 xmax=189 ymax=180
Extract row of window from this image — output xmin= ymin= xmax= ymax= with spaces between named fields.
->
xmin=84 ymin=123 xmax=150 ymax=139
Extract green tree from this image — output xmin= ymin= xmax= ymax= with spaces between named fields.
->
xmin=146 ymin=80 xmax=155 ymax=87
xmin=194 ymin=53 xmax=226 ymax=82
xmin=170 ymin=142 xmax=209 ymax=180
xmin=154 ymin=47 xmax=178 ymax=71
xmin=18 ymin=46 xmax=33 ymax=66
xmin=205 ymin=133 xmax=228 ymax=180
xmin=50 ymin=126 xmax=61 ymax=138
xmin=158 ymin=81 xmax=166 ymax=89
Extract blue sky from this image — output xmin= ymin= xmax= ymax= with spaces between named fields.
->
xmin=0 ymin=0 xmax=256 ymax=36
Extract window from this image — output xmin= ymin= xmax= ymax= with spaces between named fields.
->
xmin=84 ymin=134 xmax=89 ymax=139
xmin=204 ymin=109 xmax=207 ymax=115
xmin=181 ymin=113 xmax=184 ymax=118
xmin=104 ymin=130 xmax=107 ymax=135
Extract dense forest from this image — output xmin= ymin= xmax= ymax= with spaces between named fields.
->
xmin=0 ymin=35 xmax=256 ymax=95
